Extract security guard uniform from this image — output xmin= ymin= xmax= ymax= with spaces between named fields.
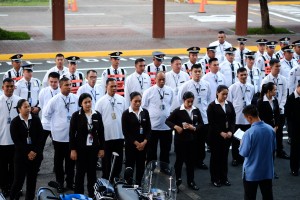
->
xmin=234 ymin=38 xmax=250 ymax=67
xmin=288 ymin=66 xmax=300 ymax=95
xmin=292 ymin=40 xmax=300 ymax=64
xmin=181 ymin=47 xmax=200 ymax=76
xmin=199 ymin=46 xmax=217 ymax=74
xmin=209 ymin=39 xmax=232 ymax=63
xmin=3 ymin=54 xmax=23 ymax=82
xmin=146 ymin=51 xmax=167 ymax=85
xmin=254 ymin=39 xmax=268 ymax=63
xmin=244 ymin=52 xmax=262 ymax=96
xmin=256 ymin=41 xmax=277 ymax=77
xmin=42 ymin=66 xmax=68 ymax=87
xmin=275 ymin=37 xmax=290 ymax=60
xmin=280 ymin=45 xmax=298 ymax=82
xmin=202 ymin=71 xmax=226 ymax=103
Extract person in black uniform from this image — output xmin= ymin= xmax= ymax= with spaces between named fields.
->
xmin=70 ymin=93 xmax=105 ymax=197
xmin=166 ymin=91 xmax=204 ymax=191
xmin=122 ymin=91 xmax=151 ymax=185
xmin=207 ymin=85 xmax=236 ymax=187
xmin=285 ymin=82 xmax=300 ymax=176
xmin=9 ymin=99 xmax=43 ymax=200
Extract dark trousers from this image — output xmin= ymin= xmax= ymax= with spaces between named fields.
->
xmin=53 ymin=141 xmax=75 ymax=186
xmin=102 ymin=139 xmax=124 ymax=180
xmin=0 ymin=145 xmax=14 ymax=192
xmin=243 ymin=179 xmax=273 ymax=200
xmin=232 ymin=125 xmax=251 ymax=162
xmin=175 ymin=140 xmax=195 ymax=183
xmin=125 ymin=143 xmax=146 ymax=185
xmin=147 ymin=130 xmax=172 ymax=164
xmin=290 ymin=138 xmax=300 ymax=172
xmin=74 ymin=147 xmax=98 ymax=197
xmin=210 ymin=138 xmax=231 ymax=182
xmin=194 ymin=124 xmax=208 ymax=166
xmin=10 ymin=156 xmax=42 ymax=200
xmin=276 ymin=114 xmax=285 ymax=153
xmin=40 ymin=130 xmax=51 ymax=162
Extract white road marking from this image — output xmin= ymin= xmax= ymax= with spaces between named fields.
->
xmin=0 ymin=14 xmax=8 ymax=17
xmin=65 ymin=13 xmax=105 ymax=16
xmin=189 ymin=15 xmax=252 ymax=23
xmin=269 ymin=11 xmax=300 ymax=22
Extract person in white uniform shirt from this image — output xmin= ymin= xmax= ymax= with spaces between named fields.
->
xmin=244 ymin=52 xmax=261 ymax=105
xmin=0 ymin=78 xmax=21 ymax=197
xmin=146 ymin=51 xmax=167 ymax=86
xmin=256 ymin=41 xmax=278 ymax=77
xmin=227 ymin=67 xmax=254 ymax=166
xmin=209 ymin=31 xmax=232 ymax=63
xmin=95 ymin=78 xmax=126 ymax=180
xmin=199 ymin=46 xmax=217 ymax=74
xmin=14 ymin=64 xmax=41 ymax=115
xmin=3 ymin=54 xmax=23 ymax=82
xmin=181 ymin=47 xmax=200 ymax=76
xmin=38 ymin=72 xmax=60 ymax=156
xmin=280 ymin=45 xmax=298 ymax=83
xmin=292 ymin=40 xmax=300 ymax=64
xmin=101 ymin=52 xmax=127 ymax=96
xmin=178 ymin=64 xmax=211 ymax=169
xmin=261 ymin=59 xmax=290 ymax=160
xmin=254 ymin=39 xmax=268 ymax=63
xmin=124 ymin=58 xmax=151 ymax=107
xmin=42 ymin=53 xmax=68 ymax=87
xmin=288 ymin=64 xmax=300 ymax=95
xmin=77 ymin=70 xmax=104 ymax=109
xmin=275 ymin=37 xmax=290 ymax=60
xmin=165 ymin=56 xmax=190 ymax=111
xmin=202 ymin=58 xmax=226 ymax=104
xmin=234 ymin=38 xmax=250 ymax=67
xmin=219 ymin=47 xmax=242 ymax=87
xmin=142 ymin=72 xmax=173 ymax=164
xmin=44 ymin=77 xmax=79 ymax=192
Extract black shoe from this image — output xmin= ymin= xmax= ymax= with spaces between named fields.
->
xmin=221 ymin=180 xmax=231 ymax=186
xmin=197 ymin=163 xmax=208 ymax=170
xmin=212 ymin=181 xmax=221 ymax=187
xmin=188 ymin=181 xmax=199 ymax=191
xmin=274 ymin=172 xmax=279 ymax=179
xmin=277 ymin=151 xmax=290 ymax=159
xmin=232 ymin=160 xmax=239 ymax=167
xmin=66 ymin=183 xmax=75 ymax=191
xmin=176 ymin=178 xmax=182 ymax=187
xmin=291 ymin=171 xmax=299 ymax=176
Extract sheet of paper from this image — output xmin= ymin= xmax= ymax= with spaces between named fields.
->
xmin=234 ymin=128 xmax=245 ymax=140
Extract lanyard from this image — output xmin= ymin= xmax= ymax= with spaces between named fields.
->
xmin=62 ymin=96 xmax=70 ymax=113
xmin=172 ymin=73 xmax=180 ymax=88
xmin=240 ymin=85 xmax=247 ymax=100
xmin=137 ymin=75 xmax=144 ymax=90
xmin=6 ymin=99 xmax=13 ymax=115
xmin=193 ymin=83 xmax=201 ymax=96
xmin=22 ymin=119 xmax=31 ymax=137
xmin=273 ymin=77 xmax=279 ymax=86
xmin=91 ymin=89 xmax=97 ymax=102
xmin=50 ymin=89 xmax=58 ymax=97
xmin=285 ymin=60 xmax=293 ymax=69
xmin=157 ymin=89 xmax=164 ymax=100
xmin=109 ymin=97 xmax=116 ymax=111
xmin=214 ymin=74 xmax=218 ymax=83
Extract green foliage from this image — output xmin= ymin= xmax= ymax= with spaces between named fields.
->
xmin=0 ymin=28 xmax=30 ymax=40
xmin=247 ymin=26 xmax=292 ymax=35
xmin=0 ymin=0 xmax=49 ymax=6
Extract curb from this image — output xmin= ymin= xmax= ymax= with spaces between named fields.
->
xmin=191 ymin=1 xmax=300 ymax=5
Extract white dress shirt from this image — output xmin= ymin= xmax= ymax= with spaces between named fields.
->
xmin=209 ymin=40 xmax=232 ymax=63
xmin=39 ymin=86 xmax=60 ymax=130
xmin=95 ymin=93 xmax=125 ymax=141
xmin=198 ymin=55 xmax=211 ymax=74
xmin=178 ymin=79 xmax=211 ymax=124
xmin=245 ymin=66 xmax=262 ymax=93
xmin=202 ymin=71 xmax=226 ymax=103
xmin=124 ymin=71 xmax=151 ymax=107
xmin=254 ymin=51 xmax=268 ymax=63
xmin=42 ymin=66 xmax=68 ymax=87
xmin=234 ymin=48 xmax=250 ymax=67
xmin=44 ymin=93 xmax=79 ymax=142
xmin=293 ymin=52 xmax=300 ymax=64
xmin=77 ymin=83 xmax=104 ymax=109
xmin=255 ymin=54 xmax=276 ymax=77
xmin=228 ymin=81 xmax=254 ymax=125
xmin=280 ymin=58 xmax=298 ymax=81
xmin=219 ymin=60 xmax=242 ymax=87
xmin=61 ymin=71 xmax=86 ymax=87
xmin=101 ymin=66 xmax=127 ymax=94
xmin=261 ymin=73 xmax=287 ymax=114
xmin=181 ymin=60 xmax=196 ymax=76
xmin=275 ymin=50 xmax=284 ymax=60
xmin=142 ymin=85 xmax=173 ymax=130
xmin=0 ymin=94 xmax=21 ymax=145
xmin=288 ymin=66 xmax=300 ymax=95
xmin=3 ymin=68 xmax=23 ymax=82
xmin=145 ymin=63 xmax=167 ymax=79
xmin=14 ymin=77 xmax=41 ymax=107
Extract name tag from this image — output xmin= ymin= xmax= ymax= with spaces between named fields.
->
xmin=111 ymin=112 xmax=116 ymax=120
xmin=7 ymin=117 xmax=11 ymax=124
xmin=27 ymin=137 xmax=32 ymax=145
xmin=139 ymin=127 xmax=143 ymax=134
xmin=67 ymin=116 xmax=71 ymax=122
xmin=160 ymin=104 xmax=165 ymax=110
xmin=87 ymin=134 xmax=93 ymax=146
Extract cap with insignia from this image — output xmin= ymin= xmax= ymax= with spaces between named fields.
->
xmin=152 ymin=51 xmax=165 ymax=61
xmin=224 ymin=47 xmax=237 ymax=54
xmin=245 ymin=51 xmax=256 ymax=59
xmin=279 ymin=37 xmax=290 ymax=44
xmin=266 ymin=41 xmax=278 ymax=48
xmin=292 ymin=40 xmax=300 ymax=46
xmin=10 ymin=54 xmax=23 ymax=62
xmin=187 ymin=47 xmax=200 ymax=54
xmin=207 ymin=46 xmax=217 ymax=52
xmin=282 ymin=45 xmax=294 ymax=53
xmin=22 ymin=64 xmax=34 ymax=72
xmin=66 ymin=56 xmax=80 ymax=64
xmin=237 ymin=37 xmax=247 ymax=45
xmin=109 ymin=52 xmax=123 ymax=59
xmin=256 ymin=39 xmax=268 ymax=44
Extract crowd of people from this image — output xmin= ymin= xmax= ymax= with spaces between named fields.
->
xmin=0 ymin=31 xmax=300 ymax=200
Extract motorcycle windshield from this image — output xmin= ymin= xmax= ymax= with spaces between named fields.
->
xmin=140 ymin=161 xmax=176 ymax=200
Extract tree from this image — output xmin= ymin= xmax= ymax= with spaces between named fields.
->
xmin=259 ymin=0 xmax=272 ymax=30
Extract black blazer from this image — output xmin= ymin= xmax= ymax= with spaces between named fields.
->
xmin=257 ymin=97 xmax=280 ymax=128
xmin=69 ymin=109 xmax=105 ymax=151
xmin=10 ymin=115 xmax=44 ymax=160
xmin=165 ymin=107 xmax=204 ymax=142
xmin=122 ymin=108 xmax=151 ymax=145
xmin=207 ymin=101 xmax=236 ymax=141
xmin=285 ymin=93 xmax=300 ymax=139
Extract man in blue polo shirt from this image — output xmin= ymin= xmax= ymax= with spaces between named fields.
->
xmin=239 ymin=105 xmax=276 ymax=200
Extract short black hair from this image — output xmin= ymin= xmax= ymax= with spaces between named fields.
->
xmin=48 ymin=72 xmax=60 ymax=79
xmin=135 ymin=58 xmax=146 ymax=65
xmin=130 ymin=91 xmax=142 ymax=101
xmin=242 ymin=104 xmax=259 ymax=118
xmin=171 ymin=56 xmax=181 ymax=64
xmin=218 ymin=31 xmax=225 ymax=34
xmin=87 ymin=70 xmax=97 ymax=76
xmin=16 ymin=99 xmax=27 ymax=114
xmin=106 ymin=78 xmax=116 ymax=86
xmin=209 ymin=58 xmax=218 ymax=64
xmin=182 ymin=91 xmax=194 ymax=100
xmin=3 ymin=78 xmax=14 ymax=85
xmin=237 ymin=67 xmax=247 ymax=74
xmin=191 ymin=64 xmax=202 ymax=70
xmin=297 ymin=81 xmax=300 ymax=87
xmin=59 ymin=77 xmax=70 ymax=86
xmin=78 ymin=93 xmax=92 ymax=107
xmin=269 ymin=58 xmax=280 ymax=67
xmin=55 ymin=53 xmax=64 ymax=58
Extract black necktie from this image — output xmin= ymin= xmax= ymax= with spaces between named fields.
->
xmin=240 ymin=51 xmax=244 ymax=67
xmin=16 ymin=71 xmax=19 ymax=77
xmin=231 ymin=64 xmax=235 ymax=84
xmin=71 ymin=74 xmax=76 ymax=87
xmin=27 ymin=82 xmax=31 ymax=105
xmin=289 ymin=61 xmax=293 ymax=69
xmin=114 ymin=69 xmax=119 ymax=81
xmin=250 ymin=70 xmax=254 ymax=85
